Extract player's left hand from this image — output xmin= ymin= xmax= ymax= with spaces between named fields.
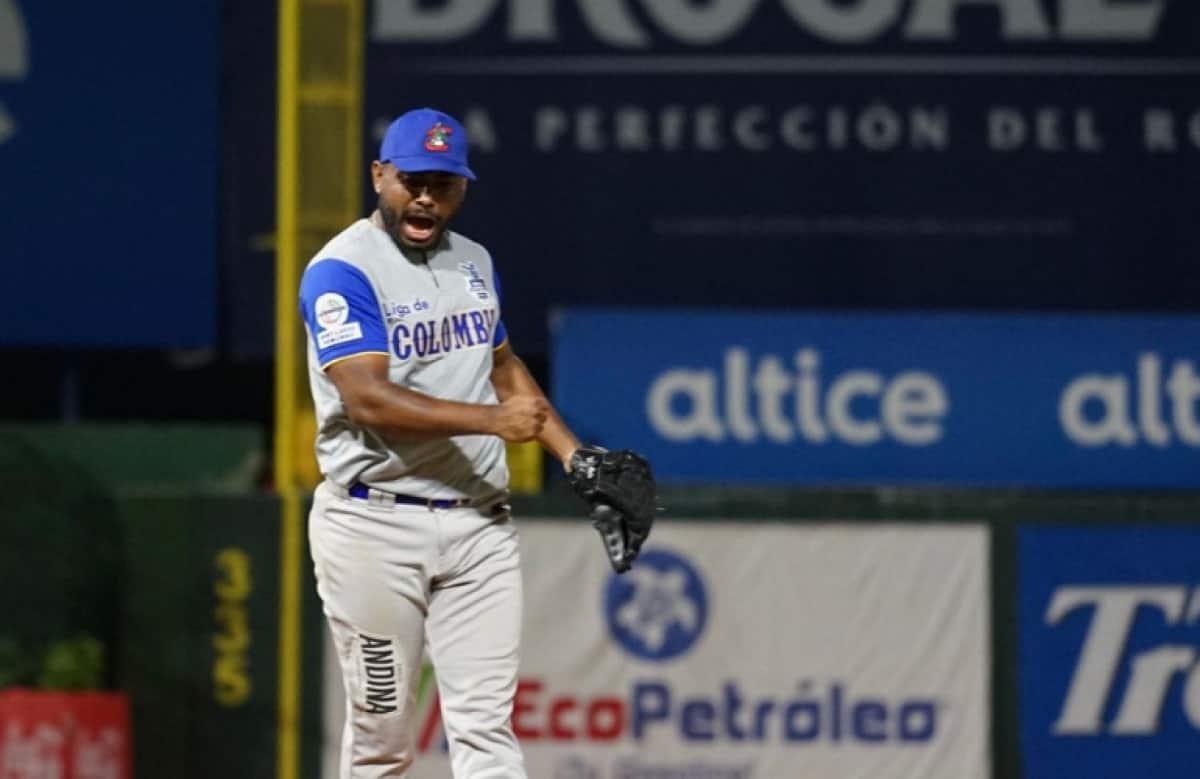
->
xmin=567 ymin=446 xmax=658 ymax=573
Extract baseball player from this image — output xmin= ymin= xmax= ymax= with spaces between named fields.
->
xmin=299 ymin=107 xmax=655 ymax=778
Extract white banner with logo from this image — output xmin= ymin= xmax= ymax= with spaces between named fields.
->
xmin=322 ymin=520 xmax=989 ymax=779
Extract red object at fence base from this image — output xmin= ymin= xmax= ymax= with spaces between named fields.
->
xmin=0 ymin=689 xmax=131 ymax=778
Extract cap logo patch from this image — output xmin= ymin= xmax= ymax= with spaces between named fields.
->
xmin=424 ymin=122 xmax=452 ymax=152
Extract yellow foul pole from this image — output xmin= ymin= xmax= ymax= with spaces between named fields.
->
xmin=276 ymin=0 xmax=363 ymax=775
xmin=274 ymin=0 xmax=301 ymax=776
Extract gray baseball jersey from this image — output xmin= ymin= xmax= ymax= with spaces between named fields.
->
xmin=299 ymin=217 xmax=509 ymax=501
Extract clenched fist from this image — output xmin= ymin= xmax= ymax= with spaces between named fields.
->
xmin=488 ymin=396 xmax=549 ymax=442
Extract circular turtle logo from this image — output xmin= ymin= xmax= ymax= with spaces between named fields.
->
xmin=604 ymin=547 xmax=707 ymax=662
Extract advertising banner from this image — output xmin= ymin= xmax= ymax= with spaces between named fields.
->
xmin=365 ymin=1 xmax=1200 ymax=354
xmin=0 ymin=690 xmax=131 ymax=779
xmin=552 ymin=310 xmax=1200 ymax=487
xmin=0 ymin=1 xmax=219 ymax=347
xmin=1019 ymin=526 xmax=1200 ymax=779
xmin=322 ymin=520 xmax=990 ymax=779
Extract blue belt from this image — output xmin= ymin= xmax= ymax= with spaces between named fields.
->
xmin=347 ymin=482 xmax=474 ymax=510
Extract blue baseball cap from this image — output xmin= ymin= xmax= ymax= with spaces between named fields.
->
xmin=378 ymin=107 xmax=476 ymax=180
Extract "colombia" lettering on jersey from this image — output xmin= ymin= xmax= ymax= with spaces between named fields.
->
xmin=390 ymin=307 xmax=498 ymax=361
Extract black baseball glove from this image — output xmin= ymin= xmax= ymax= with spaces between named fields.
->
xmin=567 ymin=446 xmax=657 ymax=574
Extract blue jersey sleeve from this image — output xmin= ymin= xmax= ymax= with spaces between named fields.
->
xmin=299 ymin=259 xmax=389 ymax=368
xmin=492 ymin=267 xmax=508 ymax=348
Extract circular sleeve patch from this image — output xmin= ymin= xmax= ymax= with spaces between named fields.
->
xmin=315 ymin=292 xmax=350 ymax=329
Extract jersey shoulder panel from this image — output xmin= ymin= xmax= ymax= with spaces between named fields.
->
xmin=299 ymin=255 xmax=389 ymax=368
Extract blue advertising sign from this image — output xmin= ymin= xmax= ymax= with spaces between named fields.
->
xmin=1019 ymin=526 xmax=1200 ymax=779
xmin=0 ymin=1 xmax=219 ymax=347
xmin=366 ymin=2 xmax=1200 ymax=355
xmin=551 ymin=310 xmax=1200 ymax=486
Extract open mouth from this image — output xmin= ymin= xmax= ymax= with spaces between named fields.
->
xmin=401 ymin=213 xmax=438 ymax=243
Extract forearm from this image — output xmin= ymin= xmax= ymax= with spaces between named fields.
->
xmin=346 ymin=382 xmax=496 ymax=439
xmin=537 ymin=411 xmax=581 ymax=471
xmin=492 ymin=353 xmax=580 ymax=468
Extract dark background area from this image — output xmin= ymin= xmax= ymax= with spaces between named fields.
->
xmin=2 ymin=1 xmax=1197 ymax=425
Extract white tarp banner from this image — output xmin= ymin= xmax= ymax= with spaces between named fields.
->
xmin=323 ymin=520 xmax=990 ymax=779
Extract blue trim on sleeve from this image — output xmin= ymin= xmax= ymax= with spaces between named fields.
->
xmin=491 ymin=266 xmax=507 ymax=347
xmin=299 ymin=259 xmax=389 ymax=367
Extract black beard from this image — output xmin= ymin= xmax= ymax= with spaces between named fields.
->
xmin=378 ymin=197 xmax=442 ymax=252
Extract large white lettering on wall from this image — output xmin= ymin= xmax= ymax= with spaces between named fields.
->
xmin=1058 ymin=353 xmax=1200 ymax=448
xmin=1045 ymin=586 xmax=1200 ymax=736
xmin=646 ymin=348 xmax=948 ymax=447
xmin=373 ymin=0 xmax=1168 ymax=45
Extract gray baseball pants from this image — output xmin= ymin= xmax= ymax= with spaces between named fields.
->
xmin=309 ymin=480 xmax=527 ymax=778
